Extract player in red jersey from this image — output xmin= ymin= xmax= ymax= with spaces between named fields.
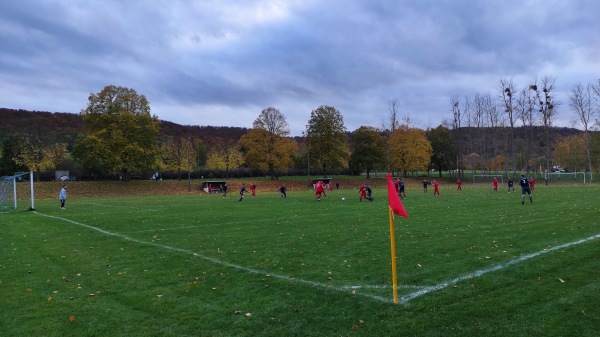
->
xmin=250 ymin=183 xmax=256 ymax=197
xmin=315 ymin=181 xmax=326 ymax=201
xmin=530 ymin=177 xmax=536 ymax=191
xmin=457 ymin=178 xmax=462 ymax=191
xmin=358 ymin=183 xmax=367 ymax=201
xmin=433 ymin=179 xmax=440 ymax=196
xmin=492 ymin=177 xmax=498 ymax=191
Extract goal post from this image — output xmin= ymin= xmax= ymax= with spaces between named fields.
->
xmin=0 ymin=171 xmax=35 ymax=212
xmin=540 ymin=171 xmax=584 ymax=184
xmin=472 ymin=174 xmax=504 ymax=184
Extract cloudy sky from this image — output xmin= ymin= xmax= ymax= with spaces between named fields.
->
xmin=1 ymin=0 xmax=599 ymax=136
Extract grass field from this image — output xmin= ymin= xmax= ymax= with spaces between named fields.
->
xmin=1 ymin=182 xmax=599 ymax=336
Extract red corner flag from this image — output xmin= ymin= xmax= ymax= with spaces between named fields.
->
xmin=387 ymin=174 xmax=409 ymax=218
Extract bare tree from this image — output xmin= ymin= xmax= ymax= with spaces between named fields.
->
xmin=450 ymin=96 xmax=462 ymax=177
xmin=569 ymin=82 xmax=595 ymax=182
xmin=530 ymin=76 xmax=559 ymax=182
xmin=384 ymin=100 xmax=402 ymax=175
xmin=253 ymin=107 xmax=290 ymax=137
xmin=515 ymin=87 xmax=536 ymax=175
xmin=499 ymin=78 xmax=518 ymax=175
xmin=472 ymin=93 xmax=490 ymax=173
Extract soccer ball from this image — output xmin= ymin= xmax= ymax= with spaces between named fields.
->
xmin=342 ymin=197 xmax=345 ymax=201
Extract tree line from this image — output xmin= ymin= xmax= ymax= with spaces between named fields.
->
xmin=1 ymin=80 xmax=599 ymax=182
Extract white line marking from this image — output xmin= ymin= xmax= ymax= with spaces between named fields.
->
xmin=33 ymin=211 xmax=600 ymax=305
xmin=33 ymin=211 xmax=390 ymax=302
xmin=399 ymin=233 xmax=600 ymax=304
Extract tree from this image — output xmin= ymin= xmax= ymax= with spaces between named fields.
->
xmin=206 ymin=138 xmax=243 ymax=177
xmin=530 ymin=77 xmax=559 ymax=179
xmin=252 ymin=107 xmax=290 ymax=137
xmin=450 ymin=96 xmax=464 ymax=177
xmin=0 ymin=135 xmax=27 ymax=175
xmin=239 ymin=129 xmax=298 ymax=178
xmin=553 ymin=135 xmax=587 ymax=172
xmin=13 ymin=134 xmax=67 ymax=181
xmin=388 ymin=127 xmax=432 ymax=175
xmin=239 ymin=108 xmax=297 ymax=179
xmin=73 ymin=85 xmax=160 ymax=179
xmin=305 ymin=106 xmax=349 ymax=176
xmin=427 ymin=125 xmax=457 ymax=176
xmin=499 ymin=78 xmax=518 ymax=175
xmin=569 ymin=82 xmax=595 ymax=181
xmin=194 ymin=139 xmax=208 ymax=167
xmin=161 ymin=136 xmax=196 ymax=180
xmin=349 ymin=126 xmax=386 ymax=177
xmin=515 ymin=87 xmax=536 ymax=174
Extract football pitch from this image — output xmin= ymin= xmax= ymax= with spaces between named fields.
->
xmin=1 ymin=183 xmax=599 ymax=336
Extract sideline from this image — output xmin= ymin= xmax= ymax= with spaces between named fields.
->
xmin=33 ymin=211 xmax=600 ymax=305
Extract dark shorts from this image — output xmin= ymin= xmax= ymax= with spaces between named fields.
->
xmin=521 ymin=187 xmax=531 ymax=195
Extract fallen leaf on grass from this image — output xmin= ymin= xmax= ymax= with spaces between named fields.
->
xmin=352 ymin=325 xmax=360 ymax=330
xmin=558 ymin=278 xmax=565 ymax=283
xmin=69 ymin=316 xmax=76 ymax=322
xmin=244 ymin=312 xmax=252 ymax=317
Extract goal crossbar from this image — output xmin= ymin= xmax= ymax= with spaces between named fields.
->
xmin=472 ymin=174 xmax=505 ymax=184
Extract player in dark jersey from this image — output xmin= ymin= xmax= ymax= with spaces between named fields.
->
xmin=519 ymin=174 xmax=533 ymax=204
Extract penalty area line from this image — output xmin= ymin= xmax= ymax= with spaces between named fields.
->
xmin=33 ymin=211 xmax=393 ymax=303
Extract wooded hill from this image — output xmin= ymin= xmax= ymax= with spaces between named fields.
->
xmin=0 ymin=108 xmax=250 ymax=148
xmin=1 ymin=108 xmax=586 ymax=148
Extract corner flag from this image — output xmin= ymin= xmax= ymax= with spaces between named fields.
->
xmin=387 ymin=173 xmax=408 ymax=304
xmin=387 ymin=174 xmax=408 ymax=218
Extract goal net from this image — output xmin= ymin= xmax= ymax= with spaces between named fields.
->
xmin=539 ymin=171 xmax=584 ymax=183
xmin=0 ymin=171 xmax=34 ymax=212
xmin=0 ymin=176 xmax=15 ymax=211
xmin=472 ymin=174 xmax=504 ymax=185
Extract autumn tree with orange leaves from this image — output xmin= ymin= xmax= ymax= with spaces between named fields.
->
xmin=388 ymin=127 xmax=432 ymax=176
xmin=239 ymin=108 xmax=298 ymax=179
xmin=73 ymin=85 xmax=160 ymax=179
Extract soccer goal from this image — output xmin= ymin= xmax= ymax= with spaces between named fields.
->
xmin=472 ymin=174 xmax=504 ymax=184
xmin=540 ymin=171 xmax=585 ymax=183
xmin=0 ymin=171 xmax=35 ymax=212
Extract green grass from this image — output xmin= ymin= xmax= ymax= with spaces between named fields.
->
xmin=1 ymin=183 xmax=599 ymax=336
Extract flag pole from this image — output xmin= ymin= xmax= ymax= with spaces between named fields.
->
xmin=389 ymin=206 xmax=399 ymax=304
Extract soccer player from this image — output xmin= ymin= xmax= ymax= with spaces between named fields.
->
xmin=399 ymin=179 xmax=406 ymax=199
xmin=457 ymin=178 xmax=462 ymax=191
xmin=365 ymin=184 xmax=374 ymax=201
xmin=530 ymin=177 xmax=536 ymax=191
xmin=59 ymin=185 xmax=67 ymax=209
xmin=493 ymin=177 xmax=498 ymax=191
xmin=519 ymin=174 xmax=533 ymax=204
xmin=315 ymin=181 xmax=326 ymax=201
xmin=279 ymin=184 xmax=287 ymax=198
xmin=358 ymin=183 xmax=367 ymax=201
xmin=238 ymin=184 xmax=248 ymax=202
xmin=433 ymin=179 xmax=440 ymax=196
xmin=222 ymin=182 xmax=228 ymax=197
xmin=422 ymin=179 xmax=428 ymax=193
xmin=208 ymin=183 xmax=212 ymax=194
xmin=250 ymin=183 xmax=256 ymax=197
xmin=507 ymin=178 xmax=514 ymax=192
